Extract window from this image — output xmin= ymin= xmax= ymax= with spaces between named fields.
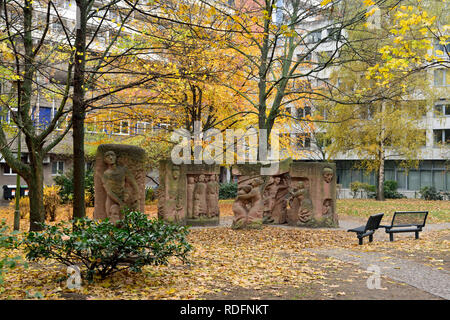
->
xmin=52 ymin=20 xmax=65 ymax=34
xmin=52 ymin=161 xmax=64 ymax=175
xmin=39 ymin=107 xmax=52 ymax=129
xmin=434 ymin=103 xmax=450 ymax=116
xmin=434 ymin=129 xmax=450 ymax=145
xmin=434 ymin=69 xmax=450 ymax=86
xmin=1 ymin=108 xmax=18 ymax=126
xmin=113 ymin=120 xmax=130 ymax=135
xmin=327 ymin=28 xmax=340 ymax=41
xmin=3 ymin=163 xmax=16 ymax=175
xmin=296 ymin=106 xmax=311 ymax=119
xmin=434 ymin=40 xmax=449 ymax=56
xmin=135 ymin=121 xmax=149 ymax=135
xmin=295 ymin=134 xmax=311 ymax=148
xmin=317 ymin=51 xmax=333 ymax=64
xmin=55 ymin=0 xmax=70 ymax=9
xmin=153 ymin=123 xmax=169 ymax=131
xmin=119 ymin=120 xmax=129 ymax=135
xmin=308 ymin=31 xmax=322 ymax=43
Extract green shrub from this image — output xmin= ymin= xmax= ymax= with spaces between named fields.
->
xmin=349 ymin=181 xmax=376 ymax=198
xmin=145 ymin=187 xmax=156 ymax=204
xmin=219 ymin=182 xmax=237 ymax=199
xmin=23 ymin=210 xmax=191 ymax=281
xmin=383 ymin=180 xmax=405 ymax=199
xmin=54 ymin=168 xmax=94 ymax=206
xmin=419 ymin=186 xmax=443 ymax=200
xmin=0 ymin=220 xmax=22 ymax=285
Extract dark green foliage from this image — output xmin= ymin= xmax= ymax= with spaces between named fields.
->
xmin=350 ymin=181 xmax=376 ymax=198
xmin=383 ymin=180 xmax=405 ymax=199
xmin=0 ymin=220 xmax=22 ymax=285
xmin=219 ymin=182 xmax=237 ymax=199
xmin=54 ymin=167 xmax=94 ymax=206
xmin=419 ymin=186 xmax=443 ymax=200
xmin=145 ymin=187 xmax=156 ymax=203
xmin=23 ymin=210 xmax=192 ymax=281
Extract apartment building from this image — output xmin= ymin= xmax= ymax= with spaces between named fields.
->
xmin=0 ymin=0 xmax=166 ymax=204
xmin=279 ymin=2 xmax=450 ymax=198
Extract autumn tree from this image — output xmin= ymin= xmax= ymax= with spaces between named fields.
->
xmin=320 ymin=0 xmax=434 ymax=200
xmin=198 ymin=0 xmax=391 ymax=154
xmin=0 ymin=0 xmax=75 ymax=230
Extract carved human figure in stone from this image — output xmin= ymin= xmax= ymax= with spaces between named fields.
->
xmin=323 ymin=167 xmax=334 ymax=183
xmin=322 ymin=198 xmax=333 ymax=217
xmin=263 ymin=176 xmax=289 ymax=224
xmin=232 ymin=184 xmax=252 ymax=226
xmin=193 ymin=174 xmax=207 ymax=218
xmin=166 ymin=165 xmax=183 ymax=222
xmin=294 ymin=188 xmax=313 ymax=224
xmin=101 ymin=151 xmax=139 ymax=222
xmin=288 ymin=181 xmax=313 ymax=225
xmin=186 ymin=176 xmax=196 ymax=219
xmin=234 ymin=178 xmax=264 ymax=225
xmin=206 ymin=175 xmax=219 ymax=217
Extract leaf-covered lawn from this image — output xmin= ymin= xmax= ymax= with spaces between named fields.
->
xmin=0 ymin=226 xmax=354 ymax=299
xmin=336 ymin=199 xmax=450 ymax=223
xmin=0 ymin=199 xmax=448 ymax=300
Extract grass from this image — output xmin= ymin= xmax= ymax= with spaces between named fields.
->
xmin=336 ymin=198 xmax=450 ymax=224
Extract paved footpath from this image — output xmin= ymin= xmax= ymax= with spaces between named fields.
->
xmin=310 ymin=247 xmax=450 ymax=300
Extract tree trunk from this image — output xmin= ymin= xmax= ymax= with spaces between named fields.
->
xmin=377 ymin=102 xmax=386 ymax=201
xmin=376 ymin=157 xmax=385 ymax=201
xmin=72 ymin=3 xmax=87 ymax=220
xmin=26 ymin=158 xmax=45 ymax=231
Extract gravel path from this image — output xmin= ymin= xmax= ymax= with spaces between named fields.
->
xmin=309 ymin=247 xmax=450 ymax=300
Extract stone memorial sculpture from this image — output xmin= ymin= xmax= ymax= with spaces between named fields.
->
xmin=232 ymin=177 xmax=264 ymax=229
xmin=157 ymin=161 xmax=220 ymax=226
xmin=323 ymin=167 xmax=334 ymax=184
xmin=158 ymin=162 xmax=186 ymax=223
xmin=94 ymin=144 xmax=146 ymax=223
xmin=206 ymin=175 xmax=219 ymax=217
xmin=186 ymin=176 xmax=196 ymax=219
xmin=193 ymin=174 xmax=208 ymax=218
xmin=263 ymin=175 xmax=290 ymax=224
xmin=286 ymin=181 xmax=313 ymax=225
xmin=232 ymin=161 xmax=338 ymax=228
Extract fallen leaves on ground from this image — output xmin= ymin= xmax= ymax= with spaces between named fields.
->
xmin=0 ymin=226 xmax=355 ymax=300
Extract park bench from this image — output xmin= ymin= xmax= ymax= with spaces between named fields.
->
xmin=380 ymin=211 xmax=428 ymax=241
xmin=347 ymin=213 xmax=384 ymax=245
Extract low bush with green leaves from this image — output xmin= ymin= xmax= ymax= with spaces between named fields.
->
xmin=349 ymin=181 xmax=376 ymax=198
xmin=23 ymin=210 xmax=192 ymax=281
xmin=419 ymin=186 xmax=443 ymax=200
xmin=54 ymin=168 xmax=94 ymax=206
xmin=219 ymin=182 xmax=237 ymax=199
xmin=383 ymin=180 xmax=405 ymax=199
xmin=0 ymin=220 xmax=22 ymax=285
xmin=145 ymin=187 xmax=156 ymax=204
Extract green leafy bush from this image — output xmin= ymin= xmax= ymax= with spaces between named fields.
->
xmin=349 ymin=181 xmax=376 ymax=198
xmin=419 ymin=186 xmax=443 ymax=200
xmin=219 ymin=182 xmax=237 ymax=199
xmin=23 ymin=210 xmax=192 ymax=281
xmin=54 ymin=168 xmax=94 ymax=206
xmin=0 ymin=220 xmax=22 ymax=285
xmin=145 ymin=187 xmax=156 ymax=204
xmin=383 ymin=180 xmax=405 ymax=199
